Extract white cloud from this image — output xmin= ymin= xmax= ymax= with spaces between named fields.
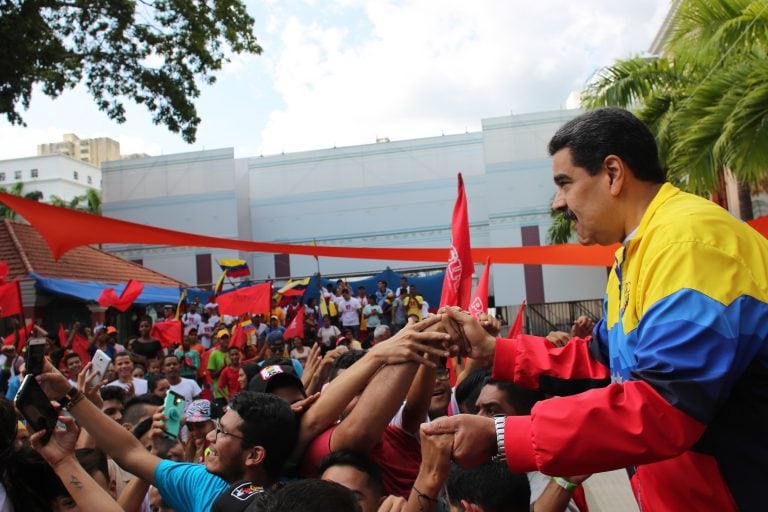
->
xmin=257 ymin=0 xmax=670 ymax=155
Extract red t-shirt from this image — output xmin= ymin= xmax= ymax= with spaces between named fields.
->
xmin=218 ymin=365 xmax=241 ymax=400
xmin=300 ymin=424 xmax=421 ymax=498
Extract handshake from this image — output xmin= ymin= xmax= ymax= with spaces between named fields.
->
xmin=368 ymin=307 xmax=500 ymax=370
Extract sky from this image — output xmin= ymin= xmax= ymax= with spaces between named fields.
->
xmin=0 ymin=0 xmax=671 ymax=161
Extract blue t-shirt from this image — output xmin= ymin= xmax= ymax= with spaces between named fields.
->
xmin=154 ymin=460 xmax=228 ymax=512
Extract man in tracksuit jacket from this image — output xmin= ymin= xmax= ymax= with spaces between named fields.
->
xmin=425 ymin=107 xmax=768 ymax=511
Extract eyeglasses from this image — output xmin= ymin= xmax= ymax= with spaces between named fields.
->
xmin=213 ymin=418 xmax=248 ymax=443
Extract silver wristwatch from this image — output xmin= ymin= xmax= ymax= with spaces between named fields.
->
xmin=493 ymin=415 xmax=506 ymax=462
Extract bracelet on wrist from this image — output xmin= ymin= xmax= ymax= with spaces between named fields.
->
xmin=493 ymin=415 xmax=506 ymax=461
xmin=413 ymin=485 xmax=438 ymax=503
xmin=552 ymin=476 xmax=578 ymax=492
xmin=59 ymin=387 xmax=86 ymax=410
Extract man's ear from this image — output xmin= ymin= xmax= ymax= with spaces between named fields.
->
xmin=245 ymin=445 xmax=266 ymax=467
xmin=460 ymin=499 xmax=484 ymax=512
xmin=603 ymin=154 xmax=626 ymax=196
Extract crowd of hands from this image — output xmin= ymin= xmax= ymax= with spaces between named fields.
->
xmin=24 ymin=307 xmax=595 ymax=512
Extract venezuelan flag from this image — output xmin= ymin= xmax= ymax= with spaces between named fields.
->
xmin=240 ymin=318 xmax=256 ymax=332
xmin=218 ymin=258 xmax=250 ymax=278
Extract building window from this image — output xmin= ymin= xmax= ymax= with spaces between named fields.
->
xmin=0 ymin=172 xmax=5 ymax=181
xmin=14 ymin=170 xmax=21 ymax=180
xmin=87 ymin=175 xmax=92 ymax=184
xmin=73 ymin=171 xmax=79 ymax=180
xmin=30 ymin=168 xmax=38 ymax=178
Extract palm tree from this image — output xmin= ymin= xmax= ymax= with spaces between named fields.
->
xmin=581 ymin=0 xmax=768 ymax=219
xmin=50 ymin=188 xmax=102 ymax=214
xmin=0 ymin=182 xmax=43 ymax=219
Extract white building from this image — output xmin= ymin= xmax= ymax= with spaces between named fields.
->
xmin=38 ymin=133 xmax=121 ymax=167
xmin=0 ymin=154 xmax=101 ymax=204
xmin=102 ymin=109 xmax=608 ymax=308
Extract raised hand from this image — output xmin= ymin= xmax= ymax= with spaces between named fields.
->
xmin=422 ymin=414 xmax=496 ymax=468
xmin=442 ymin=309 xmax=497 ymax=362
xmin=30 ymin=415 xmax=79 ymax=466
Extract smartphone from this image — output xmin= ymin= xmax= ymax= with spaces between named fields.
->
xmin=86 ymin=349 xmax=111 ymax=386
xmin=25 ymin=337 xmax=48 ymax=376
xmin=15 ymin=374 xmax=58 ymax=445
xmin=163 ymin=389 xmax=186 ymax=440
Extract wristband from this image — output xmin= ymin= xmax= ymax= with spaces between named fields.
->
xmin=552 ymin=476 xmax=578 ymax=492
xmin=59 ymin=387 xmax=86 ymax=410
xmin=493 ymin=415 xmax=506 ymax=460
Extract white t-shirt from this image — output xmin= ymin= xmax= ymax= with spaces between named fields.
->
xmin=318 ymin=325 xmax=341 ymax=346
xmin=0 ymin=482 xmax=14 ymax=512
xmin=170 ymin=378 xmax=202 ymax=405
xmin=106 ymin=377 xmax=148 ymax=395
xmin=336 ymin=297 xmax=362 ymax=326
xmin=181 ymin=312 xmax=202 ymax=331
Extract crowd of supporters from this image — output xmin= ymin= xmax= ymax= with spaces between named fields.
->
xmin=0 ymin=277 xmax=593 ymax=512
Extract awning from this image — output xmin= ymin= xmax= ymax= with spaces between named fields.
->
xmin=30 ymin=273 xmax=181 ymax=305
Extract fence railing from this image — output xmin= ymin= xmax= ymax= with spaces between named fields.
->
xmin=499 ymin=299 xmax=603 ymax=337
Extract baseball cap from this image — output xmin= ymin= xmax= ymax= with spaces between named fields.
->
xmin=185 ymin=399 xmax=211 ymax=423
xmin=106 ymin=326 xmax=117 ymax=335
xmin=216 ymin=329 xmax=230 ymax=338
xmin=248 ymin=364 xmax=303 ymax=395
xmin=336 ymin=335 xmax=349 ymax=346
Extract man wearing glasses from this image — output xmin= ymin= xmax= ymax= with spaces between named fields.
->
xmin=37 ymin=362 xmax=297 ymax=512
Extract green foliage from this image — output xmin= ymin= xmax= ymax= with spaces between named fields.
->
xmin=546 ymin=208 xmax=574 ymax=245
xmin=580 ymin=0 xmax=768 ymax=204
xmin=0 ymin=0 xmax=262 ymax=143
xmin=0 ymin=182 xmax=43 ymax=219
xmin=50 ymin=189 xmax=102 ymax=214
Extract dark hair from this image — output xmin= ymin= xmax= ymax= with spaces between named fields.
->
xmin=123 ymin=393 xmax=163 ymax=426
xmin=484 ymin=378 xmax=545 ymax=416
xmin=75 ymin=448 xmax=109 ymax=481
xmin=446 ymin=462 xmax=530 ymax=512
xmin=132 ymin=416 xmax=154 ymax=440
xmin=251 ymin=479 xmax=361 ymax=512
xmin=228 ymin=391 xmax=298 ymax=479
xmin=113 ymin=352 xmax=132 ymax=362
xmin=162 ymin=354 xmax=179 ymax=365
xmin=318 ymin=450 xmax=384 ymax=499
xmin=329 ymin=350 xmax=365 ymax=382
xmin=100 ymin=385 xmax=127 ymax=404
xmin=455 ymin=367 xmax=491 ymax=414
xmin=147 ymin=373 xmax=169 ymax=393
xmin=0 ymin=397 xmax=17 ymax=460
xmin=64 ymin=352 xmax=82 ymax=364
xmin=548 ymin=107 xmax=665 ymax=183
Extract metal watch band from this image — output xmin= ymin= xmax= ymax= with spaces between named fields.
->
xmin=493 ymin=415 xmax=506 ymax=459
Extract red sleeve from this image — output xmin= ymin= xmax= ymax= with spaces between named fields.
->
xmin=503 ymin=380 xmax=706 ymax=475
xmin=492 ymin=335 xmax=610 ymax=394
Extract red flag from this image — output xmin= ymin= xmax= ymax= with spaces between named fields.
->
xmin=230 ymin=319 xmax=247 ymax=350
xmin=0 ymin=261 xmax=8 ymax=283
xmin=72 ymin=331 xmax=92 ymax=364
xmin=216 ymin=282 xmax=272 ymax=317
xmin=439 ymin=173 xmax=474 ymax=309
xmin=0 ymin=280 xmax=22 ymax=318
xmin=97 ymin=279 xmax=144 ymax=312
xmin=151 ymin=320 xmax=183 ymax=348
xmin=3 ymin=322 xmax=33 ymax=351
xmin=283 ymin=306 xmax=305 ymax=340
xmin=58 ymin=323 xmax=67 ymax=347
xmin=509 ymin=300 xmax=526 ymax=338
xmin=468 ymin=257 xmax=491 ymax=318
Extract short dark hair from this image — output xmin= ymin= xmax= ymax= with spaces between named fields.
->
xmin=254 ymin=479 xmax=361 ymax=512
xmin=548 ymin=107 xmax=665 ymax=183
xmin=162 ymin=354 xmax=179 ymax=365
xmin=64 ymin=352 xmax=82 ymax=364
xmin=75 ymin=448 xmax=109 ymax=481
xmin=446 ymin=462 xmax=530 ymax=512
xmin=228 ymin=391 xmax=298 ymax=480
xmin=484 ymin=378 xmax=545 ymax=416
xmin=318 ymin=450 xmax=384 ymax=499
xmin=123 ymin=393 xmax=163 ymax=426
xmin=455 ymin=367 xmax=491 ymax=414
xmin=329 ymin=350 xmax=365 ymax=382
xmin=113 ymin=352 xmax=132 ymax=363
xmin=100 ymin=385 xmax=127 ymax=404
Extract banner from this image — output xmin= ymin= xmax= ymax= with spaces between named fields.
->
xmin=216 ymin=282 xmax=272 ymax=317
xmin=0 ymin=191 xmax=619 ymax=266
xmin=439 ymin=173 xmax=474 ymax=309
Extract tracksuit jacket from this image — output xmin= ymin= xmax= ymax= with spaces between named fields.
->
xmin=494 ymin=183 xmax=768 ymax=511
